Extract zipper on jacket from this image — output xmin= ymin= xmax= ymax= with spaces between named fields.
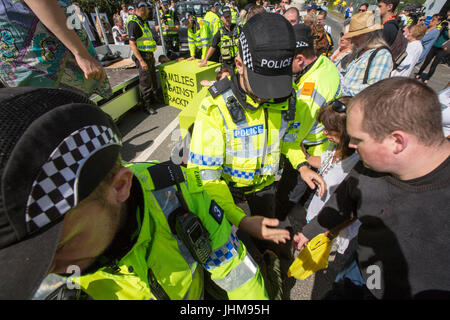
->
xmin=147 ymin=267 xmax=171 ymax=300
xmin=260 ymin=107 xmax=269 ymax=170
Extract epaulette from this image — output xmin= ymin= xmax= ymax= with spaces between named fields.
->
xmin=208 ymin=77 xmax=232 ymax=99
xmin=199 ymin=97 xmax=216 ymax=114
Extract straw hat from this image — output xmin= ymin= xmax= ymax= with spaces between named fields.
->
xmin=342 ymin=11 xmax=383 ymax=39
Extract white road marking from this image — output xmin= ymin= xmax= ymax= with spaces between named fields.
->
xmin=132 ymin=116 xmax=179 ymax=162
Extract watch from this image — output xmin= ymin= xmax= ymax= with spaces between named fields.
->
xmin=297 ymin=161 xmax=311 ymax=170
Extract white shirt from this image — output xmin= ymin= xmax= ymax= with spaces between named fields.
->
xmin=439 ymin=87 xmax=450 ymax=138
xmin=112 ymin=26 xmax=127 ymax=45
xmin=306 ymin=144 xmax=361 ymax=254
xmin=391 ymin=40 xmax=423 ymax=77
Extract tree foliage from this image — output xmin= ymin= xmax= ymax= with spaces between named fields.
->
xmin=75 ymin=0 xmax=124 ymax=18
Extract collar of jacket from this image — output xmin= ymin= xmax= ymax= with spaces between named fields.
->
xmin=294 ymin=55 xmax=321 ymax=85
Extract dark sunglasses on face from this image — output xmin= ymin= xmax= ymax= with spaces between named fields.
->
xmin=331 ymin=99 xmax=347 ymax=113
xmin=359 ymin=9 xmax=367 ymax=12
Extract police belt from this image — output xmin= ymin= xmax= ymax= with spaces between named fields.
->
xmin=228 ymin=182 xmax=272 ymax=203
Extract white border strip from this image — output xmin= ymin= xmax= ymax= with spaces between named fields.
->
xmin=132 ymin=116 xmax=179 ymax=162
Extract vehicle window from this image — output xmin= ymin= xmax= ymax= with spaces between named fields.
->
xmin=176 ymin=3 xmax=209 ymax=19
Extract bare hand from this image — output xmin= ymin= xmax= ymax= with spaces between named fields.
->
xmin=74 ymin=52 xmax=105 ymax=81
xmin=239 ymin=216 xmax=291 ymax=244
xmin=299 ymin=166 xmax=326 ymax=198
xmin=140 ymin=59 xmax=149 ymax=71
xmin=186 ymin=56 xmax=195 ymax=61
xmin=198 ymin=59 xmax=207 ymax=67
xmin=293 ymin=232 xmax=309 ymax=251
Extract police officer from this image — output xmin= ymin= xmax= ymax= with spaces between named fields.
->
xmin=202 ymin=2 xmax=222 ymax=61
xmin=128 ymin=1 xmax=158 ymax=115
xmin=0 ymin=87 xmax=268 ymax=300
xmin=180 ymin=12 xmax=210 ymax=61
xmin=155 ymin=0 xmax=180 ymax=56
xmin=199 ymin=6 xmax=241 ymax=69
xmin=276 ymin=24 xmax=341 ymax=220
xmin=229 ymin=1 xmax=239 ymax=25
xmin=125 ymin=5 xmax=135 ymax=32
xmin=186 ymin=13 xmax=326 ymax=256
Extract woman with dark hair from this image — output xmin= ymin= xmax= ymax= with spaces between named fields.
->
xmin=294 ymin=96 xmax=361 ymax=255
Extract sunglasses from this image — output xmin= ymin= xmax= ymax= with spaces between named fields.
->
xmin=359 ymin=9 xmax=367 ymax=12
xmin=331 ymin=99 xmax=347 ymax=113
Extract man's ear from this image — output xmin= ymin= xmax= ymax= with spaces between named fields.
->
xmin=109 ymin=167 xmax=134 ymax=204
xmin=235 ymin=56 xmax=244 ymax=76
xmin=390 ymin=131 xmax=408 ymax=155
xmin=293 ymin=53 xmax=305 ymax=72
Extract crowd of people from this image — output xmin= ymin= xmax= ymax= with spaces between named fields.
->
xmin=0 ymin=0 xmax=449 ymax=302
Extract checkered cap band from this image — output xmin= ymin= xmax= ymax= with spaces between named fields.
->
xmin=25 ymin=125 xmax=121 ymax=233
xmin=239 ymin=32 xmax=253 ymax=70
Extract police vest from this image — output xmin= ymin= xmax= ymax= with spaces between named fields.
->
xmin=230 ymin=7 xmax=238 ymax=25
xmin=189 ymin=78 xmax=297 ymax=190
xmin=159 ymin=9 xmax=178 ymax=36
xmin=219 ymin=25 xmax=241 ymax=62
xmin=203 ymin=11 xmax=221 ymax=40
xmin=188 ymin=19 xmax=205 ymax=54
xmin=285 ymin=55 xmax=341 ymax=157
xmin=76 ymin=161 xmax=266 ymax=300
xmin=127 ymin=16 xmax=156 ymax=52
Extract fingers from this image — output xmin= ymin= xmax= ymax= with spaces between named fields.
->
xmin=262 ymin=217 xmax=280 ymax=227
xmin=304 ymin=177 xmax=316 ymax=190
xmin=85 ymin=67 xmax=105 ymax=82
xmin=312 ymin=176 xmax=326 ymax=198
xmin=261 ymin=223 xmax=291 ymax=243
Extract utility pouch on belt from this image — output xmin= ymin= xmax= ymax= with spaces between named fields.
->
xmin=148 ymin=161 xmax=212 ymax=265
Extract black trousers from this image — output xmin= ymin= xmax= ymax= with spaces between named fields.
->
xmin=275 ymin=155 xmax=313 ymax=222
xmin=234 ymin=183 xmax=294 ymax=261
xmin=418 ymin=46 xmax=449 ymax=81
xmin=133 ymin=52 xmax=157 ymax=107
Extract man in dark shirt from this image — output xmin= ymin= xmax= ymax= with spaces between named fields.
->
xmin=294 ymin=78 xmax=450 ymax=299
xmin=377 ymin=0 xmax=400 ymax=46
xmin=128 ymin=1 xmax=158 ymax=115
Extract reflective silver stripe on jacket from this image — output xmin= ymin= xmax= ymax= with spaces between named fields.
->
xmin=303 ymin=138 xmax=328 ymax=146
xmin=308 ymin=120 xmax=325 ymax=135
xmin=211 ymin=254 xmax=258 ymax=292
xmin=151 ymin=186 xmax=198 ymax=276
xmin=312 ymin=89 xmax=327 ymax=108
xmin=199 ymin=169 xmax=222 ymax=181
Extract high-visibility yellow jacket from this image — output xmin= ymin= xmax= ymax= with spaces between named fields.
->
xmin=159 ymin=9 xmax=178 ymax=36
xmin=202 ymin=11 xmax=221 ymax=47
xmin=76 ymin=162 xmax=267 ymax=300
xmin=217 ymin=24 xmax=241 ymax=63
xmin=187 ymin=18 xmax=210 ymax=58
xmin=187 ymin=76 xmax=307 ymax=227
xmin=230 ymin=7 xmax=238 ymax=25
xmin=127 ymin=16 xmax=157 ymax=53
xmin=284 ymin=55 xmax=341 ymax=158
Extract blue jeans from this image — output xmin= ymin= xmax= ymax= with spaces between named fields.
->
xmin=334 ymin=258 xmax=366 ymax=287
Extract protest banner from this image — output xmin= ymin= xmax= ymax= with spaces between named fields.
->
xmin=158 ymin=59 xmax=220 ymax=109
